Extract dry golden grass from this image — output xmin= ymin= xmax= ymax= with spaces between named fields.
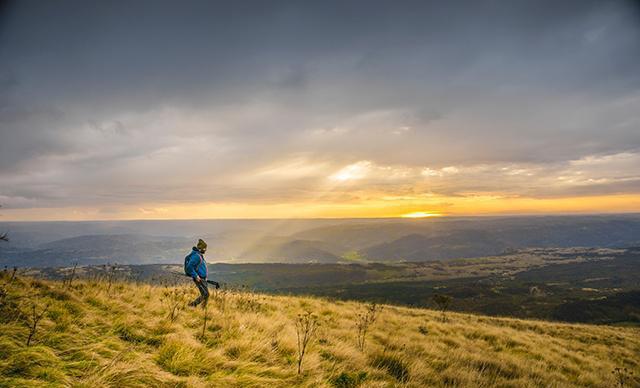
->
xmin=0 ymin=273 xmax=638 ymax=387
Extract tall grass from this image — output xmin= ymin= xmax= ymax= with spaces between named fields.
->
xmin=0 ymin=271 xmax=638 ymax=387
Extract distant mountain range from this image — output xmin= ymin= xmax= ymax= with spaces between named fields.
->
xmin=2 ymin=214 xmax=640 ymax=267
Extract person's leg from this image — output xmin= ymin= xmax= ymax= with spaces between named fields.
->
xmin=189 ymin=279 xmax=209 ymax=307
xmin=200 ymin=280 xmax=209 ymax=304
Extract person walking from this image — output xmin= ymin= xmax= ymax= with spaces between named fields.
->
xmin=185 ymin=239 xmax=211 ymax=307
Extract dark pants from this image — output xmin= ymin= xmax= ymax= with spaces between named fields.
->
xmin=190 ymin=278 xmax=209 ymax=307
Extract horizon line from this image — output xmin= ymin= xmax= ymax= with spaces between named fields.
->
xmin=2 ymin=211 xmax=640 ymax=223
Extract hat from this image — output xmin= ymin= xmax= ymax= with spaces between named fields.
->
xmin=196 ymin=239 xmax=207 ymax=251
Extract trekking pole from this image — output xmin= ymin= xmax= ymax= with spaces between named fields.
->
xmin=206 ymin=280 xmax=221 ymax=289
xmin=167 ymin=270 xmax=221 ymax=289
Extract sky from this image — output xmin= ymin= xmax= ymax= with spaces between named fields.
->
xmin=1 ymin=0 xmax=640 ymax=221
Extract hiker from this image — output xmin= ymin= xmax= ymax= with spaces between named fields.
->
xmin=185 ymin=239 xmax=211 ymax=307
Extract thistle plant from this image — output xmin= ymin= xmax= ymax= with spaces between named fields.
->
xmin=355 ymin=303 xmax=381 ymax=351
xmin=295 ymin=311 xmax=318 ymax=374
xmin=160 ymin=286 xmax=188 ymax=322
xmin=612 ymin=367 xmax=634 ymax=387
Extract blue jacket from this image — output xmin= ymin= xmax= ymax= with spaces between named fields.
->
xmin=184 ymin=247 xmax=207 ymax=280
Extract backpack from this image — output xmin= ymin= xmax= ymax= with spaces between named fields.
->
xmin=184 ymin=251 xmax=203 ymax=276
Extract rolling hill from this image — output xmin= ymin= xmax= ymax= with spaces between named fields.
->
xmin=238 ymin=239 xmax=343 ymax=263
xmin=361 ymin=230 xmax=507 ymax=261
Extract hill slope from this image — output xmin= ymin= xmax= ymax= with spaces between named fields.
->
xmin=361 ymin=231 xmax=507 ymax=261
xmin=237 ymin=239 xmax=343 ymax=263
xmin=0 ymin=274 xmax=638 ymax=387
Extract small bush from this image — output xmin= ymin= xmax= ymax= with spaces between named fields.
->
xmin=370 ymin=352 xmax=410 ymax=382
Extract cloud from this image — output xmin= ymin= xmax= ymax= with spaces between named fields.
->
xmin=0 ymin=0 xmax=639 ymax=217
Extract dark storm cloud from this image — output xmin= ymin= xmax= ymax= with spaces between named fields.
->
xmin=3 ymin=0 xmax=639 ymax=106
xmin=1 ymin=0 xmax=639 ymax=211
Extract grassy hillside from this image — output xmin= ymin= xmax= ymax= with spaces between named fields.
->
xmin=1 ymin=272 xmax=638 ymax=387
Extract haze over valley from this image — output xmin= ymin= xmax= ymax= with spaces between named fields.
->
xmin=2 ymin=214 xmax=640 ymax=267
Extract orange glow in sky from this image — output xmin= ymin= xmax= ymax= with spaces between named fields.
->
xmin=401 ymin=212 xmax=444 ymax=218
xmin=2 ymin=193 xmax=640 ymax=221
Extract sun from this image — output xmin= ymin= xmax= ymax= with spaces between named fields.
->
xmin=401 ymin=211 xmax=443 ymax=218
